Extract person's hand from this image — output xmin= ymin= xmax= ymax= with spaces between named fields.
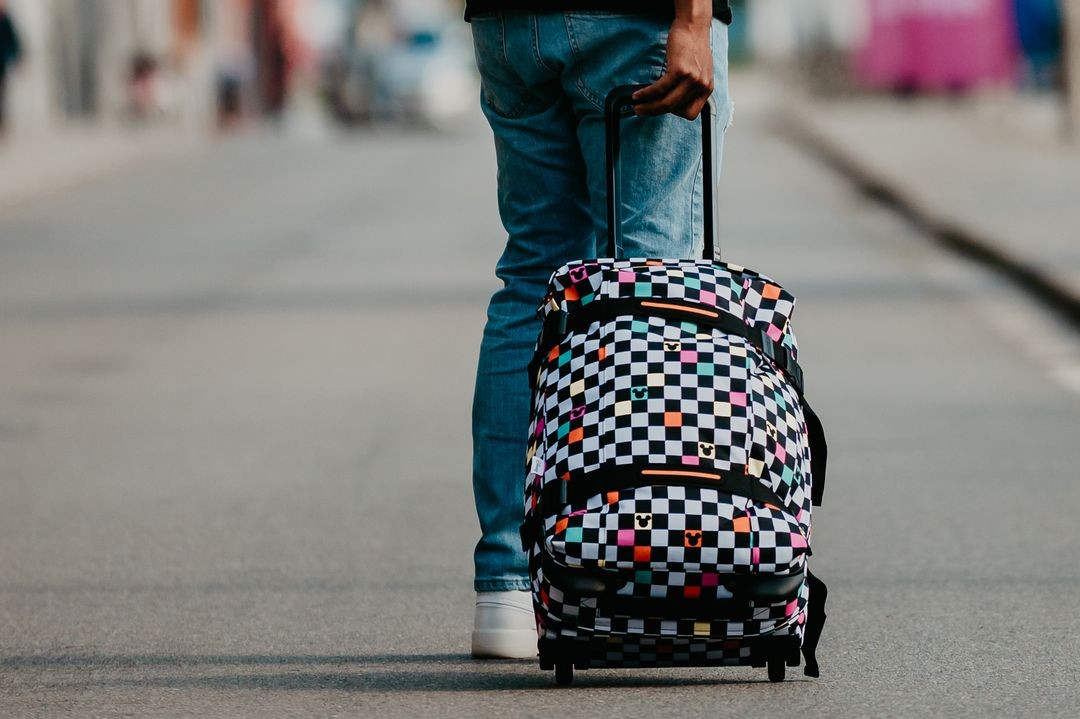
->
xmin=632 ymin=18 xmax=713 ymax=120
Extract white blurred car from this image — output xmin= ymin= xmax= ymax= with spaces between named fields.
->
xmin=326 ymin=17 xmax=478 ymax=130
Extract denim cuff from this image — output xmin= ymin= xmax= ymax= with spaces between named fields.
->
xmin=475 ymin=576 xmax=531 ymax=592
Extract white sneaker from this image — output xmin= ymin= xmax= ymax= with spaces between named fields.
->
xmin=471 ymin=590 xmax=537 ymax=659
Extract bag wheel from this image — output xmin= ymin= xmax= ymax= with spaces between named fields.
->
xmin=767 ymin=656 xmax=786 ymax=683
xmin=555 ymin=663 xmax=574 ymax=686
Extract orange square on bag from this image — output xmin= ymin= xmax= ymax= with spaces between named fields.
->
xmin=633 ymin=546 xmax=651 ymax=563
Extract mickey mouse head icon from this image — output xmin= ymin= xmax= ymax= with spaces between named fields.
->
xmin=631 ymin=387 xmax=649 ymax=400
xmin=569 ymin=405 xmax=587 ymax=420
xmin=634 ymin=513 xmax=652 ymax=530
xmin=684 ymin=531 xmax=702 ymax=548
xmin=698 ymin=443 xmax=715 ymax=459
xmin=766 ymin=422 xmax=778 ymax=440
xmin=664 ymin=341 xmax=681 ymax=352
xmin=569 ymin=266 xmax=589 ymax=283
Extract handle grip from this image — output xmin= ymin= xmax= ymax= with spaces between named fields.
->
xmin=604 ymin=85 xmax=719 ymax=260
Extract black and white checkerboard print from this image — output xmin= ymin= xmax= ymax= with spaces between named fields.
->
xmin=525 ymin=259 xmax=815 ymax=668
xmin=539 ymin=633 xmax=791 ymax=669
xmin=544 ymin=485 xmax=807 ymax=578
xmin=533 ymin=566 xmax=808 ymax=665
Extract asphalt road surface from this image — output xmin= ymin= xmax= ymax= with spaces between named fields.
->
xmin=2 ymin=79 xmax=1079 ymax=717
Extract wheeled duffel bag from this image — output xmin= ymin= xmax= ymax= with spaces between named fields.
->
xmin=520 ymin=86 xmax=828 ymax=686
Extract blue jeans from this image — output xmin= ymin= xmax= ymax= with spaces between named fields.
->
xmin=471 ymin=11 xmax=732 ymax=592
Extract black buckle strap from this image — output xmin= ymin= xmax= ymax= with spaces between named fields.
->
xmin=540 ymin=463 xmax=800 ymax=519
xmin=533 ymin=297 xmax=806 ymax=397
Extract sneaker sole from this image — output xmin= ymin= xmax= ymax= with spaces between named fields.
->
xmin=471 ymin=628 xmax=538 ymax=660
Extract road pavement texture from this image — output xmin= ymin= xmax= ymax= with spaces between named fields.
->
xmin=2 ymin=82 xmax=1079 ymax=717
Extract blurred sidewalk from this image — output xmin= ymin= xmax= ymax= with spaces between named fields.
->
xmin=0 ymin=125 xmax=203 ymax=211
xmin=779 ymin=86 xmax=1080 ymax=316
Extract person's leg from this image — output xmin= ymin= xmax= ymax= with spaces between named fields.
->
xmin=471 ymin=13 xmax=594 ymax=594
xmin=562 ymin=14 xmax=732 ymax=258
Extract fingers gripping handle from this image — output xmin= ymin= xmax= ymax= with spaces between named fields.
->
xmin=604 ymin=85 xmax=719 ymax=261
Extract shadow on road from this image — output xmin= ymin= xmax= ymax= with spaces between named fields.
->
xmin=4 ymin=652 xmax=786 ymax=692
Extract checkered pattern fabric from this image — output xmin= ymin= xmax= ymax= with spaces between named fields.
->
xmin=524 ymin=259 xmax=818 ymax=669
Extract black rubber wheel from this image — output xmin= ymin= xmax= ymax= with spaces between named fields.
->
xmin=768 ymin=656 xmax=786 ymax=683
xmin=555 ymin=663 xmax=574 ymax=686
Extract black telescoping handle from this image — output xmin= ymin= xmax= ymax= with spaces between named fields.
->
xmin=604 ymin=85 xmax=719 ymax=261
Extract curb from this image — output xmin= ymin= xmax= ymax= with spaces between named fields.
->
xmin=776 ymin=111 xmax=1080 ymax=331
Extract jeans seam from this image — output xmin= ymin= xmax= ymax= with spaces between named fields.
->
xmin=562 ymin=17 xmax=603 ymax=112
xmin=691 ymin=152 xmax=702 ymax=257
xmin=531 ymin=14 xmax=555 ymax=75
xmin=497 ymin=13 xmax=507 ymax=67
xmin=480 ymin=14 xmax=532 ymax=120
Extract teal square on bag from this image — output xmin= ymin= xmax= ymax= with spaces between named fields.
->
xmin=558 ymin=349 xmax=572 ymax=366
xmin=635 ymin=570 xmax=652 ymax=584
xmin=634 ymin=282 xmax=652 ymax=297
xmin=564 ymin=527 xmax=583 ymax=544
xmin=557 ymin=422 xmax=570 ymax=439
xmin=680 ymin=321 xmax=697 ymax=335
xmin=781 ymin=466 xmax=795 ymax=487
xmin=684 ymin=276 xmax=701 ymax=290
xmin=696 ymin=362 xmax=715 ymax=376
xmin=632 ymin=320 xmax=649 ymax=334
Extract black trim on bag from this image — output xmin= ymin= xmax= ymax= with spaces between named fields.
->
xmin=802 ymin=570 xmax=828 ymax=677
xmin=804 ymin=401 xmax=827 ymax=507
xmin=540 ymin=463 xmax=800 ymax=519
xmin=539 ymin=552 xmax=804 ymax=607
xmin=531 ymin=297 xmax=805 ymax=395
xmin=528 ymin=294 xmax=828 ymax=507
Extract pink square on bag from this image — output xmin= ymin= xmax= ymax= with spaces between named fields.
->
xmin=699 ymin=290 xmax=716 ymax=306
xmin=730 ymin=392 xmax=748 ymax=407
xmin=618 ymin=270 xmax=635 ymax=284
xmin=680 ymin=350 xmax=697 ymax=363
xmin=767 ymin=324 xmax=783 ymax=342
xmin=617 ymin=529 xmax=635 ymax=546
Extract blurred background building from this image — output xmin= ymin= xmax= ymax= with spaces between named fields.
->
xmin=0 ymin=0 xmax=476 ymax=140
xmin=0 ymin=0 xmax=1075 ymax=143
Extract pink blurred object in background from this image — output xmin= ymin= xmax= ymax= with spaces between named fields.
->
xmin=856 ymin=0 xmax=1019 ymax=92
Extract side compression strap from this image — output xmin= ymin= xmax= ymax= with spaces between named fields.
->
xmin=802 ymin=571 xmax=828 ymax=677
xmin=804 ymin=401 xmax=827 ymax=507
xmin=534 ymin=297 xmax=805 ymax=395
xmin=540 ymin=464 xmax=801 ymax=519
